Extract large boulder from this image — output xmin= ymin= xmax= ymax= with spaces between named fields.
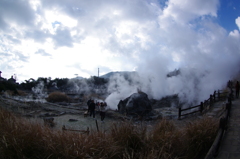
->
xmin=117 ymin=92 xmax=152 ymax=116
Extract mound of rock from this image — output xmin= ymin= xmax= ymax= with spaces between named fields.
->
xmin=117 ymin=92 xmax=152 ymax=116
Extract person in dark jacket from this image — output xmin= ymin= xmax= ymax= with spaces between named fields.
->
xmin=87 ymin=99 xmax=91 ymax=113
xmin=89 ymin=100 xmax=96 ymax=119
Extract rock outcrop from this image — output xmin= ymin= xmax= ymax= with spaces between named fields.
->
xmin=117 ymin=92 xmax=152 ymax=116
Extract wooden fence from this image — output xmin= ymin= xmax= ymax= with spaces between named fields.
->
xmin=178 ymin=90 xmax=230 ymax=119
xmin=205 ymin=98 xmax=232 ymax=158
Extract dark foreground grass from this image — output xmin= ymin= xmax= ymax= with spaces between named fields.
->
xmin=0 ymin=107 xmax=218 ymax=159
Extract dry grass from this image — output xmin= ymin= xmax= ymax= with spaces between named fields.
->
xmin=183 ymin=117 xmax=218 ymax=159
xmin=0 ymin=107 xmax=218 ymax=159
xmin=16 ymin=90 xmax=28 ymax=96
xmin=148 ymin=119 xmax=185 ymax=158
xmin=4 ymin=90 xmax=15 ymax=96
xmin=110 ymin=122 xmax=147 ymax=158
xmin=46 ymin=91 xmax=69 ymax=103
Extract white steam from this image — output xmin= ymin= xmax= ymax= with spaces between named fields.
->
xmin=105 ymin=26 xmax=240 ymax=109
xmin=105 ymin=73 xmax=138 ymax=109
xmin=32 ymin=81 xmax=48 ymax=99
xmin=103 ymin=1 xmax=240 ymax=110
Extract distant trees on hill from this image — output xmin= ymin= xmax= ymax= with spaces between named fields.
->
xmin=18 ymin=76 xmax=108 ymax=91
xmin=19 ymin=77 xmax=69 ymax=90
xmin=0 ymin=75 xmax=108 ymax=94
xmin=0 ymin=71 xmax=136 ymax=93
xmin=90 ymin=76 xmax=108 ymax=85
xmin=0 ymin=81 xmax=18 ymax=94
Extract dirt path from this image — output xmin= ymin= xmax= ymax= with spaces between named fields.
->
xmin=216 ymin=98 xmax=240 ymax=159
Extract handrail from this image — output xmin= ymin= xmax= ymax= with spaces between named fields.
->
xmin=204 ymin=101 xmax=232 ymax=159
xmin=178 ymin=90 xmax=229 ymax=119
xmin=181 ymin=104 xmax=201 ymax=111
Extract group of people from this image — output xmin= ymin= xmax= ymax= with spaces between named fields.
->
xmin=87 ymin=99 xmax=107 ymax=122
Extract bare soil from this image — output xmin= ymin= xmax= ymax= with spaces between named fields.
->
xmin=0 ymin=96 xmax=162 ymax=133
xmin=0 ymin=95 xmax=206 ymax=133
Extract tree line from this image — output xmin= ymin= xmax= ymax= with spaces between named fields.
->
xmin=0 ymin=76 xmax=108 ymax=93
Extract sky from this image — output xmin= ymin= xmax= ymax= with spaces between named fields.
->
xmin=0 ymin=0 xmax=239 ymax=81
xmin=1 ymin=0 xmax=240 ymax=106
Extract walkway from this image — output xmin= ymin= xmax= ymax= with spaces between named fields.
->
xmin=216 ymin=98 xmax=240 ymax=159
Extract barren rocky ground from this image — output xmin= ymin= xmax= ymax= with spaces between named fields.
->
xmin=0 ymin=93 xmax=206 ymax=133
xmin=0 ymin=96 xmax=164 ymax=132
xmin=0 ymin=95 xmax=121 ymax=132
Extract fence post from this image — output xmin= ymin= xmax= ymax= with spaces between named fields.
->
xmin=219 ymin=117 xmax=227 ymax=130
xmin=200 ymin=102 xmax=203 ymax=113
xmin=230 ymin=88 xmax=234 ymax=101
xmin=95 ymin=119 xmax=99 ymax=132
xmin=204 ymin=100 xmax=207 ymax=109
xmin=178 ymin=108 xmax=181 ymax=119
xmin=226 ymin=103 xmax=231 ymax=119
xmin=228 ymin=95 xmax=232 ymax=105
xmin=210 ymin=94 xmax=213 ymax=106
xmin=213 ymin=91 xmax=216 ymax=102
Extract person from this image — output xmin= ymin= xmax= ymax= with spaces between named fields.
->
xmin=89 ymin=100 xmax=96 ymax=119
xmin=236 ymin=81 xmax=239 ymax=98
xmin=87 ymin=99 xmax=91 ymax=113
xmin=227 ymin=80 xmax=233 ymax=89
xmin=100 ymin=102 xmax=107 ymax=122
xmin=96 ymin=102 xmax=100 ymax=112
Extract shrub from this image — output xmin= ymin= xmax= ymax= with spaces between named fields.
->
xmin=16 ymin=90 xmax=28 ymax=96
xmin=46 ymin=91 xmax=69 ymax=103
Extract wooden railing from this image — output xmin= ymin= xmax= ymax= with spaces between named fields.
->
xmin=178 ymin=90 xmax=230 ymax=119
xmin=205 ymin=98 xmax=232 ymax=159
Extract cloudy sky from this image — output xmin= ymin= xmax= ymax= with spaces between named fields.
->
xmin=0 ymin=0 xmax=240 ymax=85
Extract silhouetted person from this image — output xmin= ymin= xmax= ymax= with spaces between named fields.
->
xmin=100 ymin=102 xmax=107 ymax=122
xmin=87 ymin=99 xmax=91 ymax=113
xmin=89 ymin=100 xmax=96 ymax=119
xmin=228 ymin=80 xmax=233 ymax=89
xmin=236 ymin=81 xmax=239 ymax=98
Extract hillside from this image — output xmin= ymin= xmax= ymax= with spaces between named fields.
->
xmin=100 ymin=71 xmax=139 ymax=79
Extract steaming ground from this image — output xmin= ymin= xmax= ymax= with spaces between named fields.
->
xmin=0 ymin=94 xmax=227 ymax=136
xmin=27 ymin=69 xmax=234 ymax=112
xmin=104 ymin=69 xmax=235 ymax=110
xmin=0 ymin=95 xmax=190 ymax=134
xmin=0 ymin=95 xmax=123 ymax=132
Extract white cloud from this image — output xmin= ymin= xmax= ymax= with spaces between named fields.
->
xmin=236 ymin=17 xmax=240 ymax=30
xmin=1 ymin=0 xmax=240 ymax=105
xmin=162 ymin=0 xmax=219 ymax=25
xmin=44 ymin=9 xmax=78 ymax=28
